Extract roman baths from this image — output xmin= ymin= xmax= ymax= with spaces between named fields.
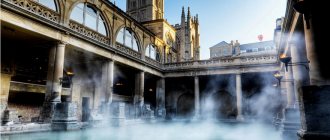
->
xmin=0 ymin=0 xmax=329 ymax=140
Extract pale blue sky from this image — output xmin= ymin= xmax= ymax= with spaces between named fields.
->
xmin=114 ymin=0 xmax=287 ymax=59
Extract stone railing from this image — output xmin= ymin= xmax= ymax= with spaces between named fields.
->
xmin=69 ymin=21 xmax=110 ymax=45
xmin=115 ymin=43 xmax=141 ymax=59
xmin=163 ymin=55 xmax=278 ymax=70
xmin=3 ymin=0 xmax=60 ymax=23
xmin=145 ymin=57 xmax=161 ymax=67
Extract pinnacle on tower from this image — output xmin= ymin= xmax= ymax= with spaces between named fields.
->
xmin=187 ymin=7 xmax=191 ymax=19
xmin=181 ymin=7 xmax=185 ymax=17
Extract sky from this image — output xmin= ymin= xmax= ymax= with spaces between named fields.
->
xmin=113 ymin=0 xmax=287 ymax=59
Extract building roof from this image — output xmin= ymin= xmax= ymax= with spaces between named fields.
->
xmin=210 ymin=41 xmax=230 ymax=49
xmin=239 ymin=40 xmax=275 ymax=50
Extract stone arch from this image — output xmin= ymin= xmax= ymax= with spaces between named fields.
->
xmin=67 ymin=1 xmax=110 ymax=37
xmin=176 ymin=93 xmax=195 ymax=118
xmin=114 ymin=26 xmax=142 ymax=53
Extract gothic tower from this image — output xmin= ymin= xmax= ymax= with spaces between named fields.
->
xmin=176 ymin=7 xmax=200 ymax=61
xmin=126 ymin=0 xmax=164 ymax=22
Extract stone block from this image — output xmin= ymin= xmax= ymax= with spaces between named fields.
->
xmin=298 ymin=85 xmax=330 ymax=140
xmin=51 ymin=102 xmax=79 ymax=130
xmin=1 ymin=109 xmax=19 ymax=125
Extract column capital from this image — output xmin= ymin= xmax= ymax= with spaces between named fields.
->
xmin=56 ymin=40 xmax=68 ymax=46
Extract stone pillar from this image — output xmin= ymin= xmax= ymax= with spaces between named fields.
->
xmin=39 ymin=41 xmax=66 ymax=123
xmin=0 ymin=74 xmax=12 ymax=119
xmin=304 ymin=20 xmax=326 ymax=86
xmin=100 ymin=60 xmax=114 ymax=116
xmin=71 ymin=78 xmax=81 ymax=121
xmin=156 ymin=78 xmax=166 ymax=118
xmin=134 ymin=71 xmax=144 ymax=118
xmin=285 ymin=65 xmax=295 ymax=108
xmin=297 ymin=13 xmax=330 ymax=140
xmin=291 ymin=41 xmax=310 ymax=105
xmin=194 ymin=76 xmax=200 ymax=118
xmin=111 ymin=102 xmax=126 ymax=126
xmin=236 ymin=73 xmax=244 ymax=121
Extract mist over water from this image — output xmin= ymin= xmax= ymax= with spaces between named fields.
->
xmin=1 ymin=122 xmax=280 ymax=140
xmin=2 ymin=73 xmax=283 ymax=140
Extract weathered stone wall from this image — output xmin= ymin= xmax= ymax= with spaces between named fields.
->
xmin=7 ymin=103 xmax=40 ymax=123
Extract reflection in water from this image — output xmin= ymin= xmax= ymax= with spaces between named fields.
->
xmin=1 ymin=122 xmax=280 ymax=140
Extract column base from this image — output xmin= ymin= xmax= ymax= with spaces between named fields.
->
xmin=51 ymin=102 xmax=79 ymax=131
xmin=298 ymin=129 xmax=330 ymax=140
xmin=280 ymin=108 xmax=301 ymax=140
xmin=299 ymin=85 xmax=330 ymax=136
xmin=236 ymin=115 xmax=244 ymax=121
xmin=39 ymin=102 xmax=59 ymax=123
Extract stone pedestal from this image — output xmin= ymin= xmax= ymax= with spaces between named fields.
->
xmin=298 ymin=85 xmax=330 ymax=140
xmin=281 ymin=107 xmax=301 ymax=140
xmin=111 ymin=102 xmax=126 ymax=126
xmin=156 ymin=78 xmax=166 ymax=119
xmin=51 ymin=102 xmax=79 ymax=131
xmin=1 ymin=109 xmax=19 ymax=125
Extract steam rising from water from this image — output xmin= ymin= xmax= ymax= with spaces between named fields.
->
xmin=2 ymin=122 xmax=280 ymax=140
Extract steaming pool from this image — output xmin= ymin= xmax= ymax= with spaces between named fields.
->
xmin=1 ymin=122 xmax=280 ymax=140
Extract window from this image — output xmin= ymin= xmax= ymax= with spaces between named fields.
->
xmin=132 ymin=1 xmax=137 ymax=8
xmin=70 ymin=3 xmax=107 ymax=36
xmin=240 ymin=50 xmax=247 ymax=53
xmin=142 ymin=0 xmax=146 ymax=6
xmin=252 ymin=48 xmax=258 ymax=52
xmin=35 ymin=0 xmax=57 ymax=11
xmin=145 ymin=44 xmax=160 ymax=61
xmin=116 ymin=28 xmax=139 ymax=51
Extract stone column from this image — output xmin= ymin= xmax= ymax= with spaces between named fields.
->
xmin=156 ymin=78 xmax=166 ymax=118
xmin=100 ymin=60 xmax=114 ymax=116
xmin=236 ymin=73 xmax=244 ymax=121
xmin=285 ymin=65 xmax=295 ymax=108
xmin=0 ymin=74 xmax=12 ymax=117
xmin=297 ymin=12 xmax=330 ymax=140
xmin=304 ymin=20 xmax=326 ymax=86
xmin=39 ymin=41 xmax=66 ymax=123
xmin=194 ymin=76 xmax=200 ymax=118
xmin=134 ymin=71 xmax=144 ymax=118
xmin=280 ymin=44 xmax=302 ymax=140
xmin=291 ymin=41 xmax=310 ymax=104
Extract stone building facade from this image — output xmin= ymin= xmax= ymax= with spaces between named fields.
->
xmin=1 ymin=0 xmax=279 ymax=130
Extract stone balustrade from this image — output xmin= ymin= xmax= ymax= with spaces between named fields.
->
xmin=3 ymin=0 xmax=59 ymax=23
xmin=145 ymin=57 xmax=162 ymax=67
xmin=163 ymin=55 xmax=278 ymax=70
xmin=115 ymin=43 xmax=142 ymax=59
xmin=69 ymin=21 xmax=110 ymax=45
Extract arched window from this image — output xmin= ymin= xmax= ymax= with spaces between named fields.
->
xmin=70 ymin=3 xmax=107 ymax=36
xmin=145 ymin=44 xmax=160 ymax=61
xmin=116 ymin=28 xmax=139 ymax=51
xmin=34 ymin=0 xmax=57 ymax=11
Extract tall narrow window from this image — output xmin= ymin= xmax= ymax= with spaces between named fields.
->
xmin=145 ymin=44 xmax=160 ymax=61
xmin=116 ymin=28 xmax=140 ymax=52
xmin=35 ymin=0 xmax=56 ymax=11
xmin=70 ymin=3 xmax=107 ymax=36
